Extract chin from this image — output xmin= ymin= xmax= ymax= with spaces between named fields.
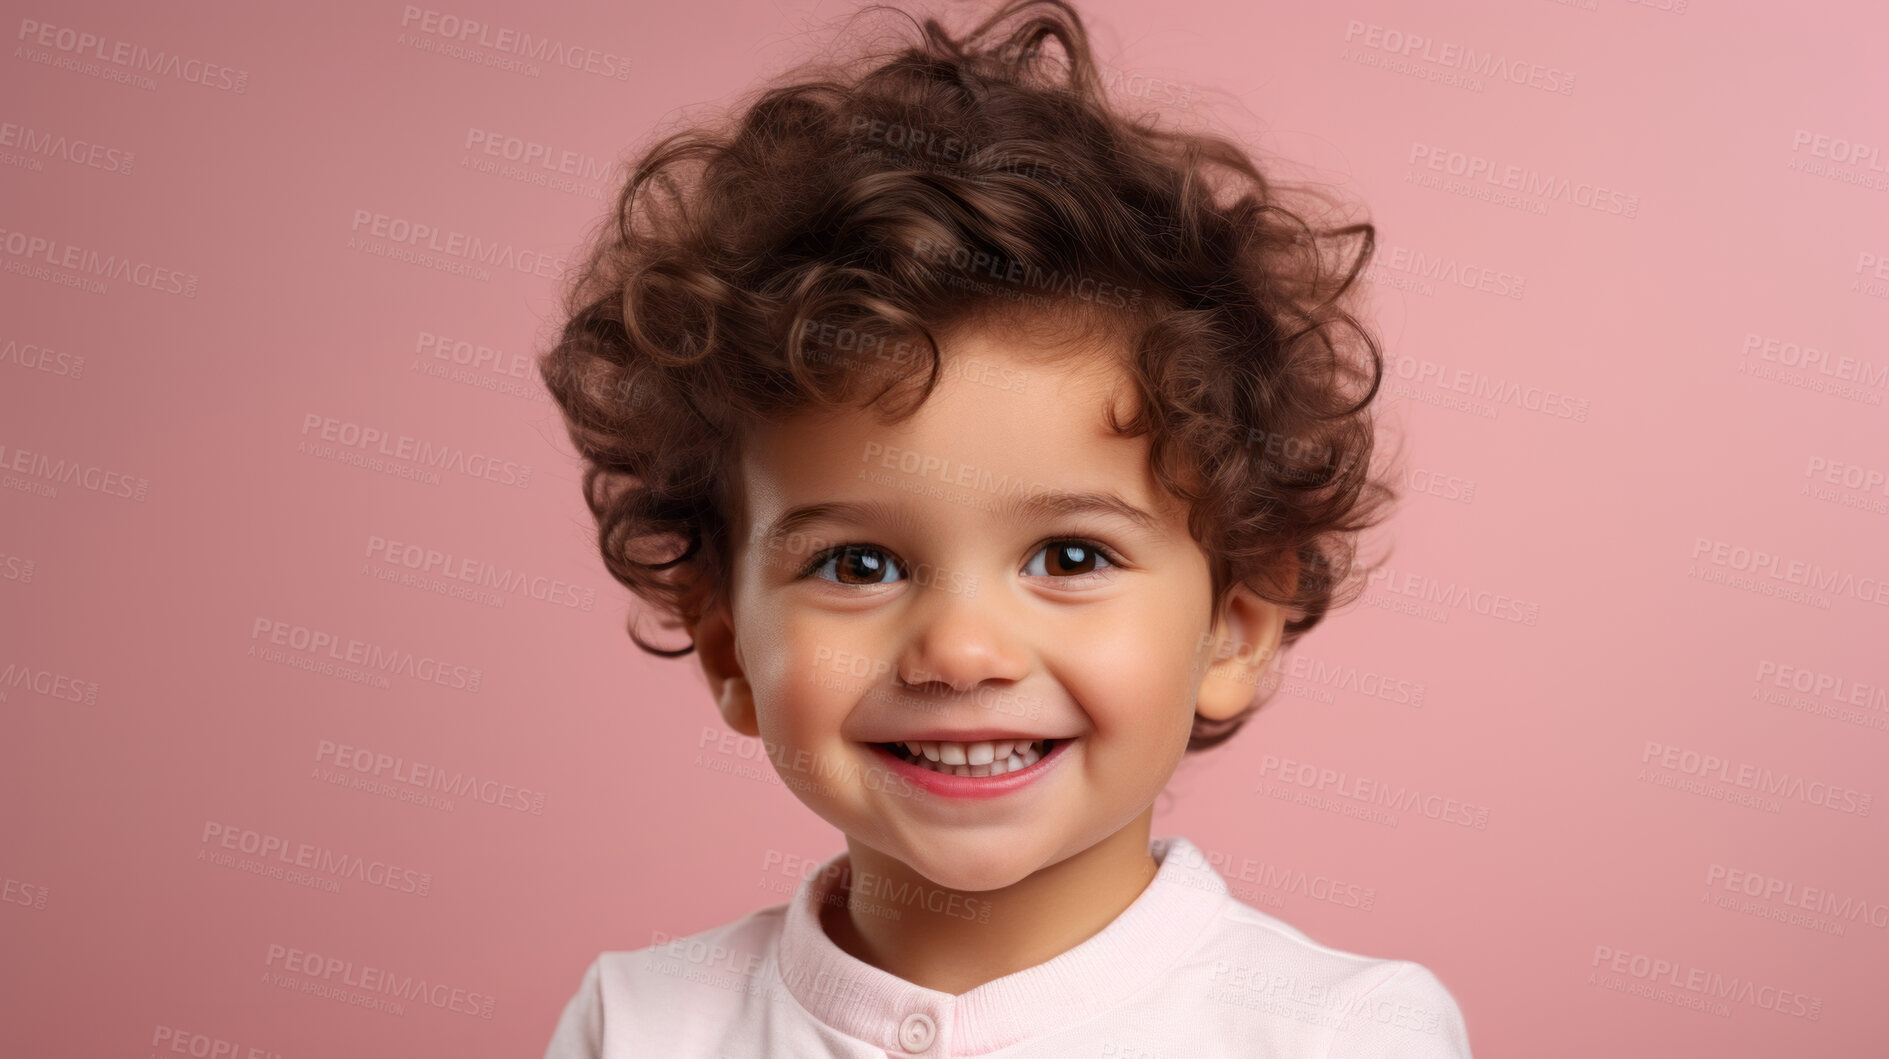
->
xmin=897 ymin=843 xmax=1040 ymax=894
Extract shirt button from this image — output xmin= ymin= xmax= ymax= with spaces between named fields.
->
xmin=898 ymin=1011 xmax=936 ymax=1052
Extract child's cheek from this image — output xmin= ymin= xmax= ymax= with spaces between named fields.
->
xmin=744 ymin=627 xmax=858 ymax=735
xmin=779 ymin=617 xmax=893 ymax=699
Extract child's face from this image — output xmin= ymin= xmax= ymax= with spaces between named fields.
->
xmin=702 ymin=321 xmax=1271 ymax=893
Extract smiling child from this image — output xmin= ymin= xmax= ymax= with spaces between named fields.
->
xmin=537 ymin=0 xmax=1471 ymax=1054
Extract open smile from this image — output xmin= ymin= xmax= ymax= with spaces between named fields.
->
xmin=867 ymin=738 xmax=1073 ymax=799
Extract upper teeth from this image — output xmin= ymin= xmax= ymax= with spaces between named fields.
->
xmin=891 ymin=739 xmax=1049 ymax=777
xmin=913 ymin=739 xmax=1035 ymax=763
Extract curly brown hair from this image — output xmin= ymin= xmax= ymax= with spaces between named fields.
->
xmin=537 ymin=0 xmax=1399 ymax=750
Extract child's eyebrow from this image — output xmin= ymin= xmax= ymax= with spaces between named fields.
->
xmin=760 ymin=489 xmax=1165 ymax=551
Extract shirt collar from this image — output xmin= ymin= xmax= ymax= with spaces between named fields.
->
xmin=777 ymin=835 xmax=1229 ymax=1054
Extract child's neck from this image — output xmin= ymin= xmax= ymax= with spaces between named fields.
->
xmin=818 ymin=811 xmax=1163 ymax=996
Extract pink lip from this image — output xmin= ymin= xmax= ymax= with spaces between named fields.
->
xmin=868 ymin=738 xmax=1073 ymax=800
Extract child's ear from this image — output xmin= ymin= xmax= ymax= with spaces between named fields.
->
xmin=1196 ymin=580 xmax=1289 ymax=723
xmin=690 ymin=602 xmax=760 ymax=738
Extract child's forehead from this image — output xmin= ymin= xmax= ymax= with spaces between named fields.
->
xmin=717 ymin=312 xmax=1166 ymax=547
xmin=741 ymin=359 xmax=1157 ymax=514
xmin=770 ymin=329 xmax=1136 ymax=451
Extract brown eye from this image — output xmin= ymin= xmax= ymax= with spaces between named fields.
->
xmin=812 ymin=545 xmax=901 ymax=585
xmin=1025 ymin=540 xmax=1116 ymax=579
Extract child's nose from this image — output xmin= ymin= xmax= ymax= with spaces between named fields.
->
xmin=892 ymin=592 xmax=1032 ymax=694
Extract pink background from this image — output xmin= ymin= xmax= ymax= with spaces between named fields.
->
xmin=4 ymin=0 xmax=1886 ymax=1055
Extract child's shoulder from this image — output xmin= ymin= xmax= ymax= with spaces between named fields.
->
xmin=541 ymin=901 xmax=794 ymax=1059
xmin=1175 ymin=880 xmax=1472 ymax=1055
xmin=596 ymin=897 xmax=791 ymax=984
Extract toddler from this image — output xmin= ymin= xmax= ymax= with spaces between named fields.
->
xmin=538 ymin=0 xmax=1472 ymax=1054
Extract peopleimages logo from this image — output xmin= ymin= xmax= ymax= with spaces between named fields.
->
xmin=1280 ymin=652 xmax=1427 ymax=707
xmin=1789 ymin=129 xmax=1889 ymax=172
xmin=1755 ymin=659 xmax=1888 ymax=710
xmin=0 ymin=660 xmax=99 ymax=705
xmin=1171 ymin=842 xmax=1378 ymax=911
xmin=1 ymin=337 xmax=86 ymax=379
xmin=1257 ymin=754 xmax=1491 ymax=829
xmin=1748 ymin=657 xmax=1889 ymax=733
xmin=14 ymin=18 xmax=251 ymax=92
xmin=463 ymin=128 xmax=609 ymax=180
xmin=1407 ymin=143 xmax=1639 ymax=217
xmin=1363 ymin=564 xmax=1542 ymax=626
xmin=1740 ymin=333 xmax=1888 ymax=398
xmin=1706 ymin=863 xmax=1889 ymax=930
xmin=1689 ymin=536 xmax=1889 ymax=609
xmin=348 ymin=209 xmax=570 ymax=280
xmin=262 ymin=943 xmax=497 ymax=1019
xmin=1589 ymin=944 xmax=1822 ymax=1020
xmin=200 ymin=821 xmax=432 ymax=897
xmin=248 ymin=616 xmax=483 ymax=693
xmin=1208 ymin=961 xmax=1445 ymax=1033
xmin=0 ymin=119 xmax=135 ymax=175
xmin=397 ymin=7 xmax=630 ymax=79
xmin=1366 ymin=242 xmax=1527 ymax=300
xmin=1640 ymin=741 xmax=1872 ymax=815
xmin=315 ymin=738 xmax=547 ymax=815
xmin=364 ymin=533 xmax=595 ymax=611
xmin=0 ymin=441 xmax=149 ymax=501
xmin=298 ymin=412 xmax=532 ymax=489
xmin=0 ymin=224 xmax=198 ymax=296
xmin=1343 ymin=20 xmax=1576 ymax=95
xmin=1384 ymin=350 xmax=1590 ymax=422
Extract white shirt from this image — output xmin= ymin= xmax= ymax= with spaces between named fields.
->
xmin=543 ymin=834 xmax=1473 ymax=1057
